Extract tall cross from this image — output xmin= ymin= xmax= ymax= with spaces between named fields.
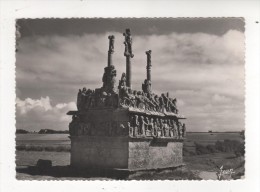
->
xmin=107 ymin=35 xmax=115 ymax=67
xmin=123 ymin=29 xmax=134 ymax=88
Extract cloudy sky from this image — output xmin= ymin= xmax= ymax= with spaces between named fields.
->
xmin=16 ymin=18 xmax=245 ymax=132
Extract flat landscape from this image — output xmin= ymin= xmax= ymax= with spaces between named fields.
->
xmin=16 ymin=132 xmax=245 ymax=180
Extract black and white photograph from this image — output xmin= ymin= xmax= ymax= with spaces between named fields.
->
xmin=15 ymin=18 xmax=245 ymax=180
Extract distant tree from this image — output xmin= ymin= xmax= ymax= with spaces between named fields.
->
xmin=38 ymin=129 xmax=69 ymax=134
xmin=16 ymin=129 xmax=29 ymax=134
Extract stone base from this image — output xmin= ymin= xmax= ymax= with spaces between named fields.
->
xmin=70 ymin=136 xmax=183 ymax=171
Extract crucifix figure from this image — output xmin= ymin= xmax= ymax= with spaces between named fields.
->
xmin=123 ymin=28 xmax=134 ymax=88
xmin=123 ymin=28 xmax=134 ymax=58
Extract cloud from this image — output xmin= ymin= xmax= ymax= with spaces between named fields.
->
xmin=16 ymin=97 xmax=76 ymax=131
xmin=212 ymin=94 xmax=232 ymax=104
xmin=16 ymin=29 xmax=245 ymax=132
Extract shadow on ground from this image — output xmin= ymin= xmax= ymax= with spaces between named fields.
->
xmin=16 ymin=165 xmax=128 ymax=180
xmin=16 ymin=164 xmax=201 ymax=180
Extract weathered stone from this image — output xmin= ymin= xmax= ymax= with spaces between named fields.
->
xmin=71 ymin=136 xmax=129 ymax=168
xmin=68 ymin=28 xmax=187 ymax=171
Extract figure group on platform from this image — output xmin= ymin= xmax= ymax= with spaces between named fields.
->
xmin=119 ymin=84 xmax=178 ymax=114
xmin=77 ymin=87 xmax=119 ymax=111
xmin=127 ymin=114 xmax=186 ymax=138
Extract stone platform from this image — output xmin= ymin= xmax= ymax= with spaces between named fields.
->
xmin=70 ymin=136 xmax=183 ymax=171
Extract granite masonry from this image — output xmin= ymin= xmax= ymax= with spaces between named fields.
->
xmin=67 ymin=29 xmax=186 ymax=171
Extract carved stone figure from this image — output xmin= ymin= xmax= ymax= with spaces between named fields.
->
xmin=123 ymin=28 xmax=134 ymax=58
xmin=107 ymin=35 xmax=115 ymax=67
xmin=172 ymin=120 xmax=178 ymax=138
xmin=159 ymin=96 xmax=165 ymax=112
xmin=128 ymin=121 xmax=134 ymax=137
xmin=108 ymin=35 xmax=115 ymax=53
xmin=161 ymin=94 xmax=170 ymax=111
xmin=168 ymin=119 xmax=174 ymax=137
xmin=159 ymin=119 xmax=164 ymax=137
xmin=133 ymin=115 xmax=139 ymax=136
xmin=118 ymin=72 xmax=127 ymax=88
xmin=146 ymin=50 xmax=152 ymax=65
xmin=77 ymin=89 xmax=82 ymax=110
xmin=139 ymin=116 xmax=146 ymax=136
xmin=153 ymin=95 xmax=160 ymax=111
xmin=153 ymin=118 xmax=159 ymax=137
xmin=148 ymin=118 xmax=154 ymax=137
xmin=172 ymin=98 xmax=178 ymax=113
xmin=135 ymin=91 xmax=145 ymax=110
xmin=163 ymin=120 xmax=169 ymax=137
xmin=168 ymin=98 xmax=177 ymax=113
xmin=142 ymin=79 xmax=152 ymax=94
xmin=120 ymin=87 xmax=135 ymax=107
xmin=144 ymin=117 xmax=151 ymax=136
xmin=102 ymin=65 xmax=117 ymax=93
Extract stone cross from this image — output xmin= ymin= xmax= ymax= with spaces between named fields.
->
xmin=123 ymin=29 xmax=134 ymax=88
xmin=108 ymin=35 xmax=115 ymax=67
xmin=146 ymin=50 xmax=152 ymax=81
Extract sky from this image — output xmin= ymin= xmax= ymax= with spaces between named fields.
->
xmin=15 ymin=18 xmax=245 ymax=132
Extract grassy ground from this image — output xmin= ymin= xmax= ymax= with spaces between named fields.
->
xmin=15 ymin=132 xmax=245 ymax=180
xmin=16 ymin=150 xmax=244 ymax=180
xmin=16 ymin=151 xmax=70 ymax=167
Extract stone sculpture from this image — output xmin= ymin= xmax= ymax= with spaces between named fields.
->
xmin=108 ymin=35 xmax=115 ymax=54
xmin=123 ymin=28 xmax=134 ymax=58
xmin=68 ymin=29 xmax=187 ymax=171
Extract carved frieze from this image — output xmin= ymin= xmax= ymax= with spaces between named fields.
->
xmin=69 ymin=113 xmax=186 ymax=139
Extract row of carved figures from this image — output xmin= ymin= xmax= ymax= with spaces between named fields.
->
xmin=119 ymin=86 xmax=178 ymax=113
xmin=77 ymin=85 xmax=179 ymax=114
xmin=77 ymin=88 xmax=119 ymax=110
xmin=126 ymin=114 xmax=186 ymax=138
xmin=69 ymin=115 xmax=122 ymax=136
xmin=69 ymin=114 xmax=186 ymax=138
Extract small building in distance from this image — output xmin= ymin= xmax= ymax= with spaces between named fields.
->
xmin=67 ymin=29 xmax=187 ymax=171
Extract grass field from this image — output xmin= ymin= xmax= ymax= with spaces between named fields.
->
xmin=184 ymin=132 xmax=243 ymax=153
xmin=16 ymin=132 xmax=244 ymax=153
xmin=15 ymin=132 xmax=245 ymax=180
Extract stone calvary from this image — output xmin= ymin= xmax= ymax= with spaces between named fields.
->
xmin=67 ymin=29 xmax=187 ymax=171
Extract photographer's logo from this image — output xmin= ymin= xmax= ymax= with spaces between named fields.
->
xmin=217 ymin=165 xmax=235 ymax=180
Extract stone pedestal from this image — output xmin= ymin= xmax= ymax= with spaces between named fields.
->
xmin=70 ymin=136 xmax=183 ymax=170
xmin=128 ymin=138 xmax=183 ymax=170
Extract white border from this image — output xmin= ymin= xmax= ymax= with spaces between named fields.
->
xmin=0 ymin=1 xmax=260 ymax=192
